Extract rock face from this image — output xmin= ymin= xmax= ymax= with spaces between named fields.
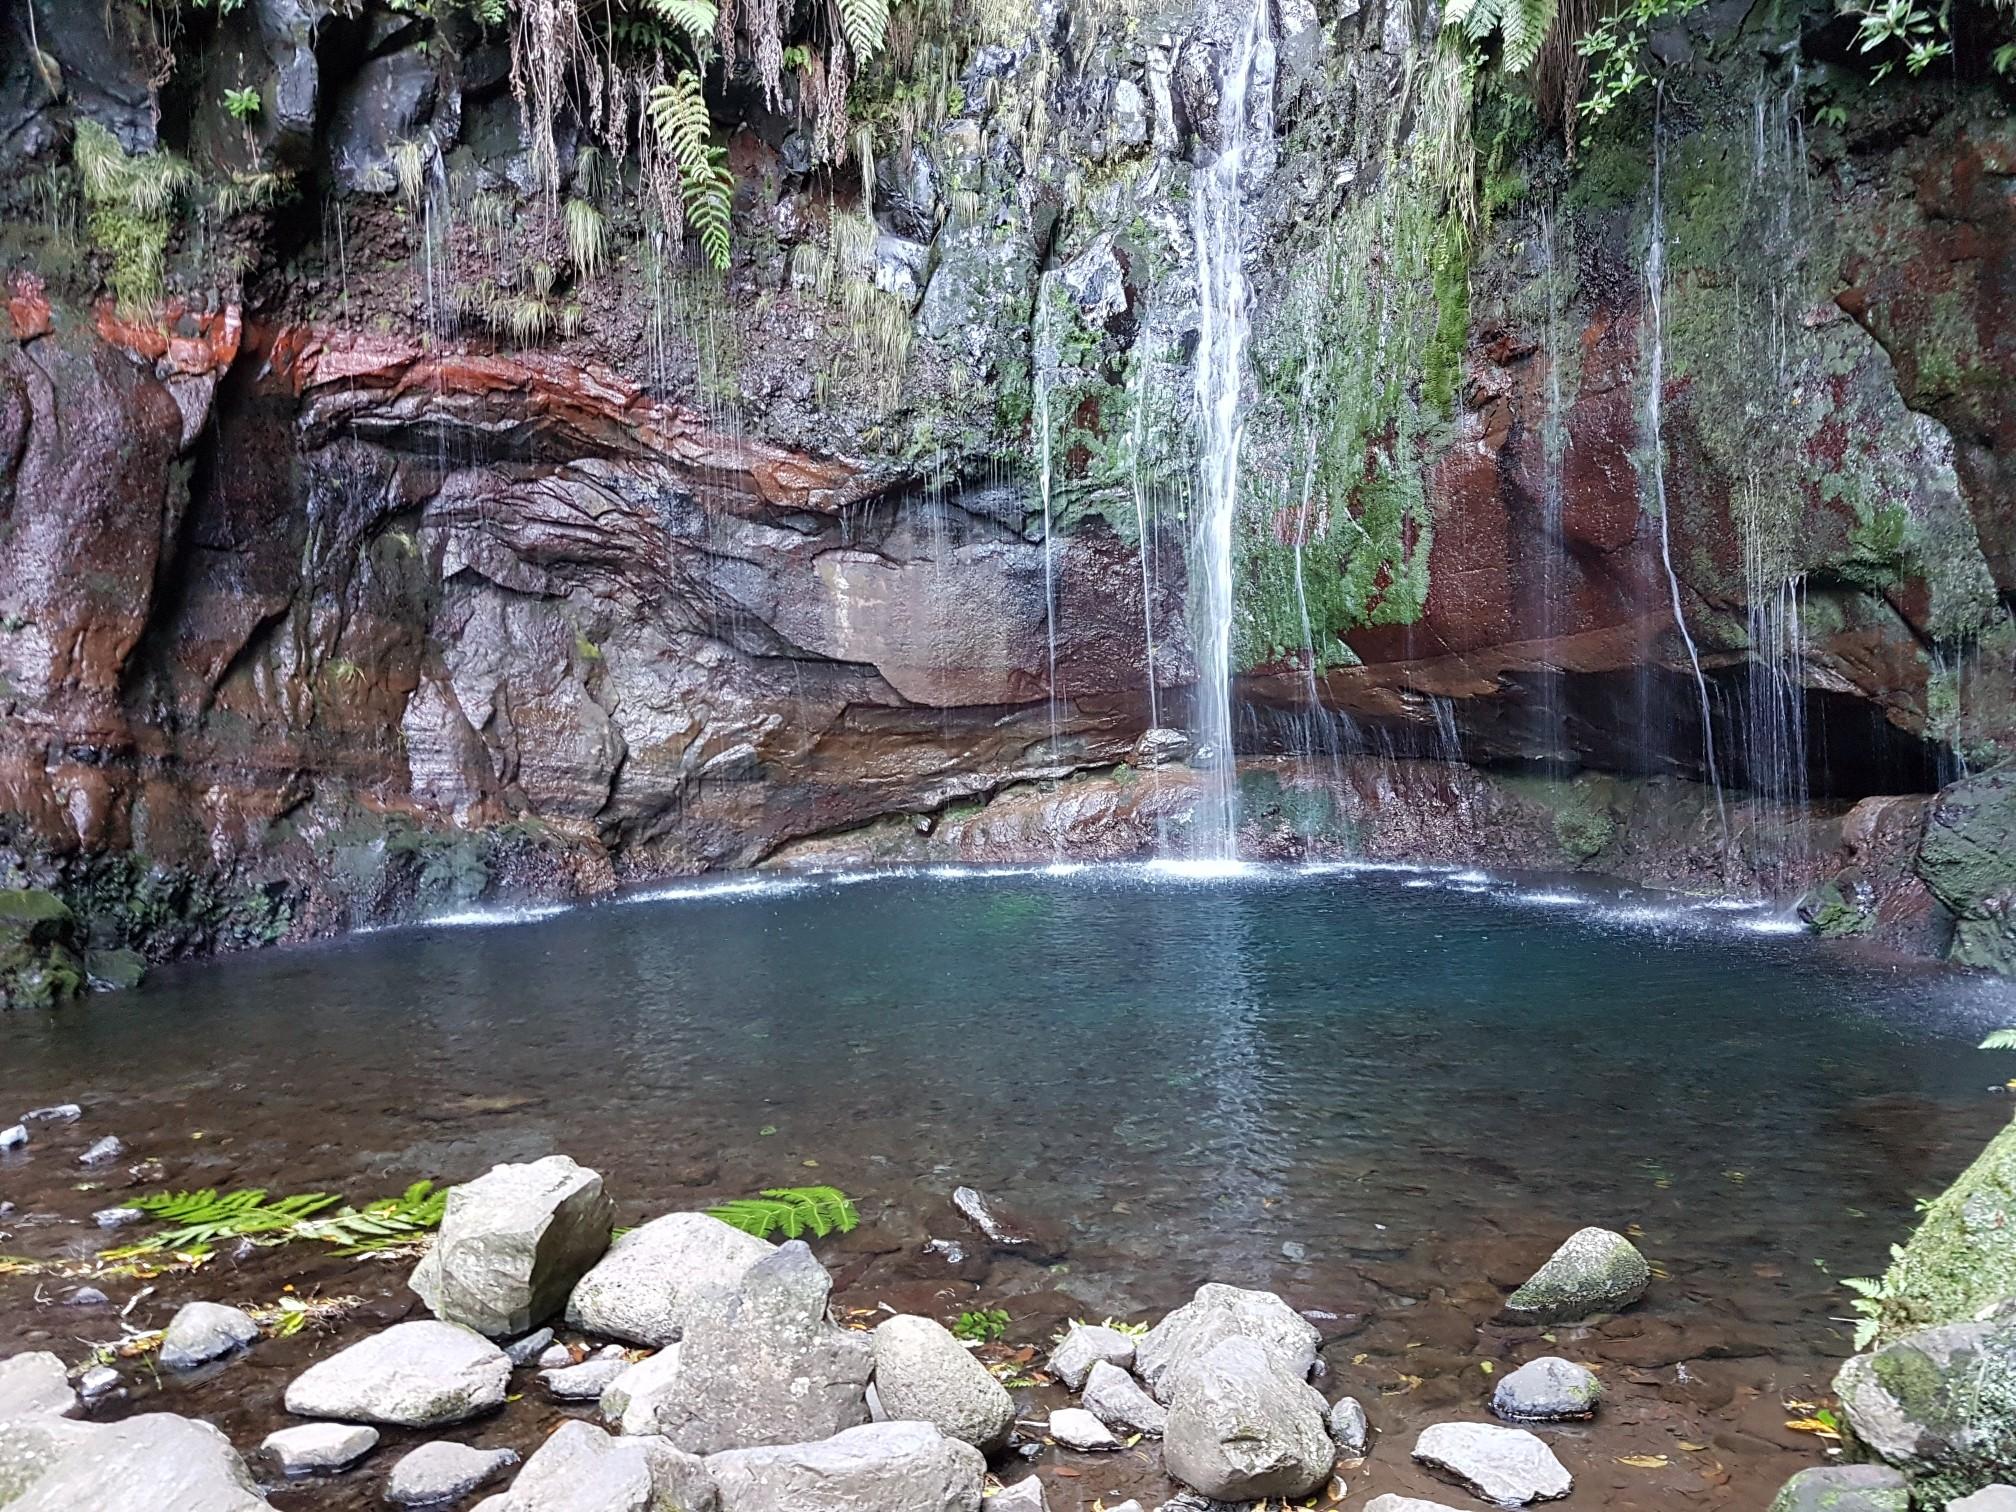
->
xmin=567 ymin=1213 xmax=774 ymax=1347
xmin=1136 ymin=1284 xmax=1321 ymax=1404
xmin=283 ymin=1319 xmax=511 ymax=1427
xmin=1836 ymin=1301 xmax=2016 ymax=1505
xmin=641 ymin=1241 xmax=872 ymax=1455
xmin=0 ymin=1352 xmax=73 ymax=1418
xmin=410 ymin=1155 xmax=614 ymax=1338
xmin=1160 ymin=1337 xmax=1334 ymax=1501
xmin=1504 ymin=1228 xmax=1650 ymax=1324
xmin=704 ymin=1421 xmax=985 ymax=1512
xmin=1918 ymin=768 xmax=2016 ymax=975
xmin=1767 ymin=1464 xmax=1909 ymax=1512
xmin=159 ymin=1301 xmax=260 ymax=1370
xmin=1412 ymin=1423 xmax=1574 ymax=1506
xmin=870 ymin=1315 xmax=1014 ymax=1451
xmin=0 ymin=1411 xmax=272 ymax=1510
xmin=1490 ymin=1357 xmax=1601 ymax=1422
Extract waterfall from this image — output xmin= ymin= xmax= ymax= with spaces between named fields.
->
xmin=1033 ymin=275 xmax=1064 ymax=776
xmin=1742 ymin=470 xmax=1810 ymax=889
xmin=1126 ymin=353 xmax=1161 ymax=732
xmin=1537 ymin=204 xmax=1569 ymax=763
xmin=1644 ymin=85 xmax=1727 ymax=843
xmin=1187 ymin=0 xmax=1274 ymax=860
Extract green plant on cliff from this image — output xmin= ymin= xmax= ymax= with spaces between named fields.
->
xmin=72 ymin=120 xmax=194 ymax=315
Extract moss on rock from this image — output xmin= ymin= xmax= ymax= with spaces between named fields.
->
xmin=0 ymin=889 xmax=86 ymax=1011
xmin=1870 ymin=1112 xmax=2016 ymax=1344
xmin=1916 ymin=766 xmax=2016 ymax=975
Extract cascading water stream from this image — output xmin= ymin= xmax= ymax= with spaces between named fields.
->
xmin=1126 ymin=354 xmax=1161 ymax=733
xmin=1537 ymin=204 xmax=1568 ymax=762
xmin=1644 ymin=84 xmax=1728 ymax=847
xmin=1187 ymin=0 xmax=1274 ymax=861
xmin=1033 ymin=275 xmax=1065 ymax=823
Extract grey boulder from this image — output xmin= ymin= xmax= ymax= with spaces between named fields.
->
xmin=1952 ymin=1490 xmax=2016 ymax=1512
xmin=1047 ymin=1407 xmax=1119 ymax=1450
xmin=259 ymin=1421 xmax=379 ymax=1475
xmin=1048 ymin=1322 xmax=1136 ymax=1390
xmin=480 ymin=1420 xmax=718 ymax=1512
xmin=160 ymin=1301 xmax=260 ymax=1371
xmin=600 ymin=1347 xmax=682 ymax=1435
xmin=411 ymin=1156 xmax=614 ymax=1339
xmin=1161 ymin=1336 xmax=1333 ymax=1501
xmin=1136 ymin=1284 xmax=1320 ymax=1404
xmin=385 ymin=1441 xmax=518 ymax=1506
xmin=0 ymin=1352 xmax=74 ymax=1417
xmin=1327 ymin=1395 xmax=1370 ymax=1457
xmin=989 ymin=1480 xmax=1048 ymax=1512
xmin=1082 ymin=1360 xmax=1166 ymax=1437
xmin=1835 ymin=1301 xmax=2016 ymax=1506
xmin=1766 ymin=1464 xmax=1908 ymax=1512
xmin=705 ymin=1421 xmax=984 ymax=1512
xmin=542 ymin=1355 xmax=631 ymax=1401
xmin=567 ymin=1212 xmax=773 ymax=1347
xmin=284 ymin=1320 xmax=511 ymax=1427
xmin=644 ymin=1241 xmax=872 ymax=1455
xmin=1490 ymin=1357 xmax=1601 ymax=1421
xmin=1504 ymin=1228 xmax=1649 ymax=1324
xmin=1413 ymin=1422 xmax=1573 ymax=1506
xmin=0 ymin=1411 xmax=271 ymax=1510
xmin=871 ymin=1315 xmax=1014 ymax=1451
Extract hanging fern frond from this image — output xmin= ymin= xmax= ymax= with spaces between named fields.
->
xmin=1444 ymin=0 xmax=1559 ymax=73
xmin=1981 ymin=1028 xmax=2016 ymax=1050
xmin=833 ymin=0 xmax=889 ymax=62
xmin=648 ymin=69 xmax=733 ymax=269
xmin=638 ymin=0 xmax=721 ymax=52
xmin=707 ymin=1186 xmax=860 ymax=1240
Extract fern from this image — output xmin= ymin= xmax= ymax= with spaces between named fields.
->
xmin=1980 ymin=1029 xmax=2016 ymax=1050
xmin=1444 ymin=0 xmax=1560 ymax=73
xmin=114 ymin=1182 xmax=445 ymax=1258
xmin=834 ymin=0 xmax=889 ymax=61
xmin=648 ymin=70 xmax=733 ymax=269
xmin=637 ymin=0 xmax=719 ymax=51
xmin=708 ymin=1186 xmax=860 ymax=1240
xmin=298 ymin=1181 xmax=449 ymax=1256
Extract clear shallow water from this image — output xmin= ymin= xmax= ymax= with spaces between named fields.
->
xmin=4 ymin=863 xmax=2013 ymax=1508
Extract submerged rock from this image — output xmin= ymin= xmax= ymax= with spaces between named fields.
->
xmin=384 ymin=1441 xmax=519 ymax=1506
xmin=1136 ymin=1283 xmax=1320 ymax=1403
xmin=1766 ymin=1464 xmax=1908 ymax=1512
xmin=871 ymin=1314 xmax=1014 ymax=1451
xmin=283 ymin=1319 xmax=511 ymax=1427
xmin=566 ymin=1211 xmax=774 ymax=1347
xmin=1365 ymin=1498 xmax=1469 ymax=1512
xmin=949 ymin=1186 xmax=1067 ymax=1262
xmin=1082 ymin=1359 xmax=1167 ymax=1437
xmin=1161 ymin=1337 xmax=1333 ymax=1501
xmin=411 ymin=1155 xmax=615 ymax=1338
xmin=1490 ymin=1357 xmax=1601 ymax=1421
xmin=1412 ymin=1422 xmax=1573 ymax=1506
xmin=259 ymin=1422 xmax=379 ymax=1475
xmin=704 ymin=1421 xmax=984 ymax=1512
xmin=1327 ymin=1394 xmax=1371 ymax=1457
xmin=0 ymin=1124 xmax=25 ymax=1150
xmin=0 ymin=1412 xmax=270 ymax=1510
xmin=503 ymin=1327 xmax=554 ymax=1366
xmin=1503 ymin=1228 xmax=1649 ymax=1324
xmin=1835 ymin=1300 xmax=2016 ymax=1505
xmin=159 ymin=1301 xmax=260 ymax=1371
xmin=0 ymin=1352 xmax=74 ymax=1417
xmin=1048 ymin=1322 xmax=1137 ymax=1390
xmin=76 ymin=1136 xmax=125 ymax=1167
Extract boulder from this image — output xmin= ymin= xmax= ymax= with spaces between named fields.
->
xmin=504 ymin=1327 xmax=555 ymax=1366
xmin=259 ymin=1422 xmax=379 ymax=1475
xmin=0 ymin=1411 xmax=271 ymax=1510
xmin=1863 ymin=1110 xmax=2016 ymax=1341
xmin=1047 ymin=1407 xmax=1119 ymax=1451
xmin=1161 ymin=1337 xmax=1333 ymax=1501
xmin=1136 ymin=1284 xmax=1320 ymax=1403
xmin=0 ymin=889 xmax=84 ymax=1012
xmin=567 ymin=1212 xmax=774 ymax=1347
xmin=159 ymin=1301 xmax=260 ymax=1370
xmin=385 ymin=1441 xmax=519 ymax=1506
xmin=642 ymin=1241 xmax=872 ymax=1455
xmin=600 ymin=1347 xmax=682 ymax=1435
xmin=1503 ymin=1228 xmax=1649 ymax=1324
xmin=1952 ymin=1490 xmax=2016 ymax=1512
xmin=1836 ymin=1300 xmax=2016 ymax=1505
xmin=411 ymin=1155 xmax=614 ymax=1338
xmin=705 ymin=1421 xmax=985 ymax=1512
xmin=484 ymin=1420 xmax=718 ymax=1512
xmin=871 ymin=1315 xmax=1014 ymax=1451
xmin=989 ymin=1479 xmax=1048 ymax=1512
xmin=1048 ymin=1322 xmax=1136 ymax=1390
xmin=1082 ymin=1359 xmax=1166 ymax=1437
xmin=0 ymin=1352 xmax=73 ymax=1417
xmin=542 ymin=1355 xmax=631 ymax=1400
xmin=1490 ymin=1357 xmax=1601 ymax=1421
xmin=1766 ymin=1464 xmax=1909 ymax=1512
xmin=1327 ymin=1395 xmax=1370 ymax=1457
xmin=1365 ymin=1499 xmax=1469 ymax=1512
xmin=1918 ymin=765 xmax=2016 ymax=972
xmin=1412 ymin=1422 xmax=1573 ymax=1506
xmin=948 ymin=1187 xmax=1067 ymax=1262
xmin=284 ymin=1320 xmax=511 ymax=1427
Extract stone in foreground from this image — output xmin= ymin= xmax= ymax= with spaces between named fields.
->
xmin=0 ymin=1411 xmax=271 ymax=1510
xmin=1952 ymin=1490 xmax=2016 ymax=1512
xmin=480 ymin=1420 xmax=718 ymax=1512
xmin=600 ymin=1347 xmax=682 ymax=1435
xmin=260 ymin=1421 xmax=379 ymax=1475
xmin=160 ymin=1300 xmax=261 ymax=1371
xmin=1047 ymin=1406 xmax=1120 ymax=1450
xmin=1767 ymin=1463 xmax=1909 ymax=1512
xmin=1047 ymin=1321 xmax=1136 ymax=1390
xmin=989 ymin=1479 xmax=1048 ymax=1512
xmin=284 ymin=1319 xmax=511 ymax=1427
xmin=1136 ymin=1283 xmax=1321 ymax=1404
xmin=1490 ymin=1357 xmax=1601 ymax=1421
xmin=1835 ymin=1300 xmax=2016 ymax=1506
xmin=1082 ymin=1359 xmax=1167 ymax=1437
xmin=1504 ymin=1228 xmax=1649 ymax=1324
xmin=1161 ymin=1336 xmax=1333 ymax=1501
xmin=871 ymin=1314 xmax=1014 ymax=1450
xmin=385 ymin=1441 xmax=519 ymax=1506
xmin=566 ymin=1211 xmax=774 ymax=1347
xmin=1413 ymin=1422 xmax=1573 ymax=1506
xmin=0 ymin=1352 xmax=74 ymax=1417
xmin=1365 ymin=1498 xmax=1470 ymax=1512
xmin=411 ymin=1155 xmax=615 ymax=1339
xmin=1327 ymin=1394 xmax=1371 ymax=1456
xmin=705 ymin=1421 xmax=984 ymax=1512
xmin=541 ymin=1355 xmax=631 ymax=1401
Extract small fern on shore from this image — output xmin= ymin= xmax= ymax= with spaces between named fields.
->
xmin=109 ymin=1181 xmax=445 ymax=1259
xmin=707 ymin=1186 xmax=859 ymax=1239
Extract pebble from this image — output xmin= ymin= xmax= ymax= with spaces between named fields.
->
xmin=0 ymin=1125 xmax=26 ymax=1151
xmin=535 ymin=1343 xmax=573 ymax=1370
xmin=1048 ymin=1407 xmax=1121 ymax=1451
xmin=77 ymin=1365 xmax=121 ymax=1401
xmin=22 ymin=1104 xmax=81 ymax=1123
xmin=93 ymin=1207 xmax=143 ymax=1229
xmin=62 ymin=1287 xmax=109 ymax=1308
xmin=384 ymin=1442 xmax=518 ymax=1507
xmin=541 ymin=1355 xmax=631 ymax=1400
xmin=502 ymin=1328 xmax=554 ymax=1366
xmin=260 ymin=1422 xmax=380 ymax=1475
xmin=77 ymin=1136 xmax=125 ymax=1167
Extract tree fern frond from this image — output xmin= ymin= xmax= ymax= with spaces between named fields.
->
xmin=638 ymin=0 xmax=721 ymax=52
xmin=707 ymin=1186 xmax=860 ymax=1239
xmin=649 ymin=70 xmax=734 ymax=269
xmin=835 ymin=0 xmax=889 ymax=62
xmin=1500 ymin=0 xmax=1560 ymax=72
xmin=1980 ymin=1028 xmax=2016 ymax=1050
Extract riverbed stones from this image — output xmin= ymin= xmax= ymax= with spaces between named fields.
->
xmin=1162 ymin=1337 xmax=1333 ymax=1500
xmin=566 ymin=1211 xmax=774 ymax=1347
xmin=1136 ymin=1283 xmax=1321 ymax=1403
xmin=542 ymin=1354 xmax=631 ymax=1400
xmin=1951 ymin=1490 xmax=2016 ymax=1512
xmin=1327 ymin=1395 xmax=1370 ymax=1456
xmin=490 ymin=1420 xmax=717 ymax=1512
xmin=384 ymin=1441 xmax=519 ymax=1506
xmin=1048 ymin=1406 xmax=1120 ymax=1450
xmin=643 ymin=1240 xmax=872 ymax=1455
xmin=1835 ymin=1299 xmax=2016 ymax=1505
xmin=503 ymin=1327 xmax=554 ymax=1366
xmin=0 ymin=1411 xmax=271 ymax=1510
xmin=871 ymin=1314 xmax=1014 ymax=1450
xmin=1365 ymin=1499 xmax=1469 ymax=1512
xmin=0 ymin=1352 xmax=72 ymax=1417
xmin=1048 ymin=1321 xmax=1137 ymax=1390
xmin=1083 ymin=1359 xmax=1167 ymax=1436
xmin=1504 ymin=1228 xmax=1649 ymax=1324
xmin=1412 ymin=1422 xmax=1573 ymax=1506
xmin=1766 ymin=1464 xmax=1908 ymax=1512
xmin=705 ymin=1421 xmax=985 ymax=1512
xmin=160 ymin=1300 xmax=261 ymax=1370
xmin=284 ymin=1319 xmax=511 ymax=1427
xmin=259 ymin=1422 xmax=380 ymax=1475
xmin=411 ymin=1156 xmax=615 ymax=1339
xmin=601 ymin=1346 xmax=682 ymax=1434
xmin=76 ymin=1135 xmax=124 ymax=1167
xmin=949 ymin=1186 xmax=1067 ymax=1262
xmin=989 ymin=1479 xmax=1048 ymax=1512
xmin=1490 ymin=1357 xmax=1601 ymax=1421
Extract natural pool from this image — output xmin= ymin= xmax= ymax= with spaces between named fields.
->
xmin=4 ymin=862 xmax=2013 ymax=1508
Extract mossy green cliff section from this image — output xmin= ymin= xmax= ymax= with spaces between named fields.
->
xmin=1871 ymin=1111 xmax=2016 ymax=1346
